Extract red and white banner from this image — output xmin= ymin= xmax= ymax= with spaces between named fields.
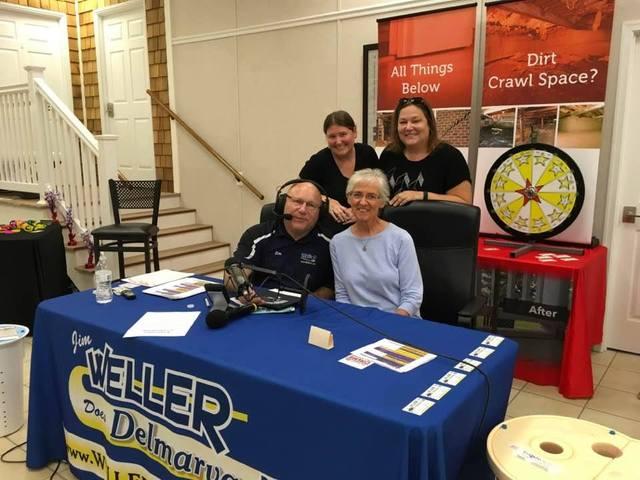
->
xmin=474 ymin=0 xmax=615 ymax=244
xmin=375 ymin=6 xmax=476 ymax=150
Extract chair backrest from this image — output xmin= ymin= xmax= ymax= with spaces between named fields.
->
xmin=260 ymin=202 xmax=278 ymax=224
xmin=382 ymin=201 xmax=480 ymax=324
xmin=109 ymin=179 xmax=162 ymax=225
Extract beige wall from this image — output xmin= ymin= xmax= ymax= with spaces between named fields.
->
xmin=170 ymin=0 xmax=421 ymax=249
xmin=170 ymin=0 xmax=640 ymax=250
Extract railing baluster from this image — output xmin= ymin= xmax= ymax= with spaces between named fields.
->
xmin=5 ymin=93 xmax=19 ymax=183
xmin=67 ymin=128 xmax=85 ymax=227
xmin=61 ymin=123 xmax=77 ymax=222
xmin=41 ymin=97 xmax=57 ymax=195
xmin=13 ymin=92 xmax=27 ymax=184
xmin=86 ymin=143 xmax=101 ymax=228
xmin=21 ymin=92 xmax=35 ymax=184
xmin=0 ymin=95 xmax=8 ymax=182
xmin=18 ymin=92 xmax=30 ymax=184
xmin=18 ymin=92 xmax=32 ymax=183
xmin=52 ymin=111 xmax=65 ymax=196
xmin=79 ymin=142 xmax=92 ymax=228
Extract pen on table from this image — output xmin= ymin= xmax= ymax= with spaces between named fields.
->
xmin=204 ymin=295 xmax=211 ymax=309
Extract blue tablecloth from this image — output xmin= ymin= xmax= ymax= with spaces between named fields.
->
xmin=27 ymin=285 xmax=516 ymax=480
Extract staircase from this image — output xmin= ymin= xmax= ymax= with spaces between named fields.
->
xmin=0 ymin=66 xmax=242 ymax=289
xmin=0 ymin=191 xmax=229 ymax=291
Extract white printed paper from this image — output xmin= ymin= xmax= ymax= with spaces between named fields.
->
xmin=124 ymin=311 xmax=200 ymax=338
xmin=421 ymin=384 xmax=451 ymax=400
xmin=464 ymin=358 xmax=482 ymax=367
xmin=482 ymin=335 xmax=504 ymax=347
xmin=455 ymin=361 xmax=475 ymax=373
xmin=403 ymin=397 xmax=435 ymax=416
xmin=143 ymin=277 xmax=214 ymax=300
xmin=439 ymin=371 xmax=466 ymax=386
xmin=125 ymin=269 xmax=193 ymax=287
xmin=470 ymin=346 xmax=495 ymax=359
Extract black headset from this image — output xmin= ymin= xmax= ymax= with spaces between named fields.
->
xmin=273 ymin=178 xmax=329 ymax=218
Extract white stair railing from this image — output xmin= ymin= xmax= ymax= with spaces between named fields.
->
xmin=0 ymin=66 xmax=119 ymax=267
xmin=0 ymin=83 xmax=38 ymax=193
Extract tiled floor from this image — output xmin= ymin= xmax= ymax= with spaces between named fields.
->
xmin=2 ymin=339 xmax=640 ymax=478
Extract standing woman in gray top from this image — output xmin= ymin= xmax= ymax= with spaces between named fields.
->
xmin=330 ymin=169 xmax=423 ymax=316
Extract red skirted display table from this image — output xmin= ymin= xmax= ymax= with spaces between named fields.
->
xmin=477 ymin=237 xmax=607 ymax=398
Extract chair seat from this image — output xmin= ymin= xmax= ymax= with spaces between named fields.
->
xmin=92 ymin=223 xmax=159 ymax=239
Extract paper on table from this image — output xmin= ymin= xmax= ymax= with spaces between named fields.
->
xmin=352 ymin=338 xmax=436 ymax=373
xmin=124 ymin=270 xmax=193 ymax=287
xmin=123 ymin=312 xmax=200 ymax=338
xmin=143 ymin=277 xmax=214 ymax=300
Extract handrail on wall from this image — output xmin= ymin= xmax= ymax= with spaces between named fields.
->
xmin=146 ymin=89 xmax=264 ymax=201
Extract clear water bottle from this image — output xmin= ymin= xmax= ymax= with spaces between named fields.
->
xmin=94 ymin=253 xmax=113 ymax=304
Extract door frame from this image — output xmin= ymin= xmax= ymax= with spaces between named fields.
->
xmin=602 ymin=20 xmax=640 ymax=349
xmin=0 ymin=2 xmax=73 ymax=107
xmin=94 ymin=0 xmax=150 ymax=136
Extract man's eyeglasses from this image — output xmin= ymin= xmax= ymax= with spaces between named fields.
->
xmin=348 ymin=191 xmax=380 ymax=201
xmin=286 ymin=194 xmax=320 ymax=210
xmin=398 ymin=97 xmax=426 ymax=107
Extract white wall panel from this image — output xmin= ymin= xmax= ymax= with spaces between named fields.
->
xmin=336 ymin=16 xmax=378 ymax=133
xmin=171 ymin=0 xmax=236 ymax=38
xmin=236 ymin=23 xmax=338 ymax=237
xmin=236 ymin=0 xmax=337 ymax=28
xmin=172 ymin=37 xmax=244 ymax=247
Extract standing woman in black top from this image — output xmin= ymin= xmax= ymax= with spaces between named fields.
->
xmin=380 ymin=97 xmax=472 ymax=206
xmin=300 ymin=111 xmax=378 ymax=234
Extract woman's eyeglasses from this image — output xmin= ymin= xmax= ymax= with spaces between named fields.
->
xmin=348 ymin=191 xmax=380 ymax=201
xmin=398 ymin=97 xmax=426 ymax=107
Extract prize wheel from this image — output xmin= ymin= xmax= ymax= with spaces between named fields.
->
xmin=484 ymin=143 xmax=585 ymax=240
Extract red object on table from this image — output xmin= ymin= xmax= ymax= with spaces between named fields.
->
xmin=477 ymin=237 xmax=608 ymax=398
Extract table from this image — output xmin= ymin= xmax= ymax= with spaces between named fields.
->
xmin=477 ymin=237 xmax=607 ymax=398
xmin=0 ymin=222 xmax=70 ymax=332
xmin=26 ymin=284 xmax=517 ymax=480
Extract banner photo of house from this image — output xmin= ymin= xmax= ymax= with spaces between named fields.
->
xmin=375 ymin=6 xmax=476 ymax=157
xmin=474 ymin=0 xmax=615 ymax=244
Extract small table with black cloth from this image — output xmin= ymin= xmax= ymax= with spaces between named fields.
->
xmin=0 ymin=222 xmax=70 ymax=332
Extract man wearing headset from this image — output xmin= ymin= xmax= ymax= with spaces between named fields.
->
xmin=226 ymin=180 xmax=334 ymax=300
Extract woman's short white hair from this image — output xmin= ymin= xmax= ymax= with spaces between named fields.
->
xmin=346 ymin=168 xmax=390 ymax=204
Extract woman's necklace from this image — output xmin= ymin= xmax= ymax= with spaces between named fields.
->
xmin=356 ymin=220 xmax=382 ymax=251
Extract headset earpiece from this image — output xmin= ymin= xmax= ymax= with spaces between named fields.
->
xmin=273 ymin=179 xmax=329 ymax=218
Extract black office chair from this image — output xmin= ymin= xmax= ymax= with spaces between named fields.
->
xmin=260 ymin=203 xmax=277 ymax=223
xmin=382 ymin=201 xmax=485 ymax=326
xmin=92 ymin=179 xmax=162 ymax=279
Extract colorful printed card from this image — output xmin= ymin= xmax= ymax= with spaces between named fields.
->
xmin=143 ymin=277 xmax=214 ymax=300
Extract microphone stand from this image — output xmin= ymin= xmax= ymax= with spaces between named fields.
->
xmin=242 ymin=264 xmax=309 ymax=314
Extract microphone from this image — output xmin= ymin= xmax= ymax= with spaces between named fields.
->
xmin=225 ymin=263 xmax=253 ymax=297
xmin=272 ymin=209 xmax=293 ymax=221
xmin=206 ymin=303 xmax=258 ymax=329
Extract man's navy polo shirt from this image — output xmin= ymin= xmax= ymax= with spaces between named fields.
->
xmin=231 ymin=220 xmax=333 ymax=292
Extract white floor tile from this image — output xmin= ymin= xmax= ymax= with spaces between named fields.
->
xmin=507 ymin=391 xmax=582 ymax=418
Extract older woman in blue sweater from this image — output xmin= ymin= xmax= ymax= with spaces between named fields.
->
xmin=330 ymin=168 xmax=423 ymax=316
